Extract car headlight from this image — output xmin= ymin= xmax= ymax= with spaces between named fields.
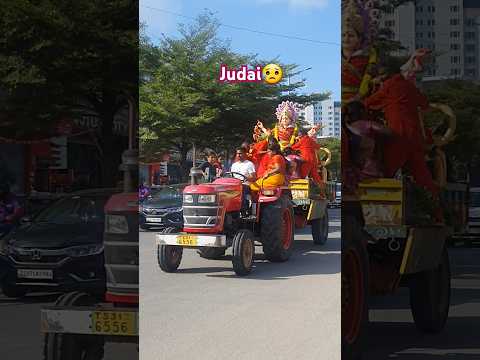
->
xmin=198 ymin=194 xmax=216 ymax=203
xmin=183 ymin=194 xmax=194 ymax=203
xmin=66 ymin=244 xmax=104 ymax=257
xmin=105 ymin=214 xmax=129 ymax=234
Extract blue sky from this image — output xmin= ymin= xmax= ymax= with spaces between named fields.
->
xmin=140 ymin=0 xmax=340 ymax=100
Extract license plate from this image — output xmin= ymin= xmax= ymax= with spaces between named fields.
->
xmin=146 ymin=217 xmax=162 ymax=223
xmin=17 ymin=269 xmax=53 ymax=280
xmin=91 ymin=311 xmax=136 ymax=336
xmin=177 ymin=234 xmax=197 ymax=246
xmin=292 ymin=189 xmax=308 ymax=200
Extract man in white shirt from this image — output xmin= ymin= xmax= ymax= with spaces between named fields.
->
xmin=230 ymin=148 xmax=256 ymax=215
xmin=230 ymin=147 xmax=256 ymax=182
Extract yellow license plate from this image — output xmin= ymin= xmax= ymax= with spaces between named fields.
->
xmin=292 ymin=189 xmax=308 ymax=199
xmin=177 ymin=234 xmax=198 ymax=246
xmin=91 ymin=311 xmax=136 ymax=336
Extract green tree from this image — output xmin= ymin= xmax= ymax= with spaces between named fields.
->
xmin=320 ymin=137 xmax=341 ymax=180
xmin=140 ymin=13 xmax=327 ymax=171
xmin=0 ymin=0 xmax=138 ymax=185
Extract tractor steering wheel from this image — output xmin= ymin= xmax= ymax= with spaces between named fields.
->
xmin=223 ymin=172 xmax=248 ymax=182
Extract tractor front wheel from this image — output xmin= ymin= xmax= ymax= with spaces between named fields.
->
xmin=232 ymin=230 xmax=255 ymax=276
xmin=157 ymin=227 xmax=183 ymax=273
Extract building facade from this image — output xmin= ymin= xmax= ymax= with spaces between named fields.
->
xmin=382 ymin=0 xmax=480 ymax=80
xmin=302 ymin=100 xmax=341 ymax=138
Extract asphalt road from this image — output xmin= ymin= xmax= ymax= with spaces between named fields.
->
xmin=140 ymin=208 xmax=341 ymax=360
xmin=367 ymin=242 xmax=480 ymax=359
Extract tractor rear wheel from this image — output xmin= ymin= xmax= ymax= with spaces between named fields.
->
xmin=157 ymin=227 xmax=183 ymax=273
xmin=232 ymin=230 xmax=255 ymax=276
xmin=261 ymin=196 xmax=294 ymax=262
xmin=342 ymin=216 xmax=369 ymax=360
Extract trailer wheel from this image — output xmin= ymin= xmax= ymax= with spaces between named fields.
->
xmin=312 ymin=210 xmax=329 ymax=245
xmin=261 ymin=196 xmax=294 ymax=262
xmin=409 ymin=246 xmax=450 ymax=333
xmin=157 ymin=227 xmax=183 ymax=273
xmin=232 ymin=230 xmax=255 ymax=276
xmin=342 ymin=216 xmax=369 ymax=360
xmin=43 ymin=292 xmax=104 ymax=360
xmin=197 ymin=247 xmax=227 ymax=259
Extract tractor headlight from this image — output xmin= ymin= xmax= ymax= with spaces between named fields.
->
xmin=262 ymin=189 xmax=275 ymax=196
xmin=183 ymin=194 xmax=194 ymax=203
xmin=105 ymin=214 xmax=129 ymax=234
xmin=198 ymin=194 xmax=216 ymax=203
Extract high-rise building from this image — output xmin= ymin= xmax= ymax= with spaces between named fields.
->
xmin=381 ymin=0 xmax=480 ymax=80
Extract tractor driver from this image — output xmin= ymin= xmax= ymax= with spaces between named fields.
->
xmin=230 ymin=147 xmax=256 ymax=213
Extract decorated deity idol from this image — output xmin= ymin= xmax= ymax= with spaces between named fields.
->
xmin=251 ymin=101 xmax=324 ymax=185
xmin=341 ymin=0 xmax=381 ymax=103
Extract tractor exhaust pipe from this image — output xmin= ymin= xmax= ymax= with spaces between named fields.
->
xmin=190 ymin=167 xmax=203 ymax=185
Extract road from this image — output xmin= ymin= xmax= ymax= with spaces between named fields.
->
xmin=367 ymin=242 xmax=480 ymax=359
xmin=140 ymin=208 xmax=341 ymax=360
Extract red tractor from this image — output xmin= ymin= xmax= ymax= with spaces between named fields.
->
xmin=156 ymin=170 xmax=295 ymax=275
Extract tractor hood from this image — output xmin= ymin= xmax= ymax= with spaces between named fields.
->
xmin=183 ymin=178 xmax=242 ymax=194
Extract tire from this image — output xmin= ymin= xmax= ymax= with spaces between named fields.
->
xmin=43 ymin=292 xmax=104 ymax=360
xmin=232 ymin=230 xmax=255 ymax=276
xmin=409 ymin=246 xmax=450 ymax=333
xmin=157 ymin=227 xmax=183 ymax=273
xmin=342 ymin=216 xmax=369 ymax=360
xmin=261 ymin=196 xmax=294 ymax=262
xmin=312 ymin=210 xmax=329 ymax=245
xmin=197 ymin=247 xmax=227 ymax=259
xmin=2 ymin=283 xmax=27 ymax=298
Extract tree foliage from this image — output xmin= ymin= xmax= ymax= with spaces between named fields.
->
xmin=0 ymin=0 xmax=138 ymax=184
xmin=140 ymin=14 xmax=328 ymax=166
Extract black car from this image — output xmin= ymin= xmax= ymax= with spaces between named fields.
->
xmin=0 ymin=188 xmax=118 ymax=298
xmin=139 ymin=184 xmax=185 ymax=231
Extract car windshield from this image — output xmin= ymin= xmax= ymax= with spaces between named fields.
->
xmin=34 ymin=196 xmax=108 ymax=225
xmin=145 ymin=185 xmax=184 ymax=207
xmin=471 ymin=192 xmax=480 ymax=207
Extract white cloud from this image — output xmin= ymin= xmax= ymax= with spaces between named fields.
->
xmin=255 ymin=0 xmax=329 ymax=10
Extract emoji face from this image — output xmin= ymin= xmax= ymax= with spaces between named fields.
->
xmin=263 ymin=64 xmax=283 ymax=84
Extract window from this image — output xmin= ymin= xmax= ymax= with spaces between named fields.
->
xmin=466 ymin=69 xmax=476 ymax=77
xmin=451 ymin=56 xmax=460 ymax=64
xmin=450 ymin=31 xmax=460 ymax=38
xmin=466 ymin=44 xmax=475 ymax=52
xmin=450 ymin=5 xmax=458 ymax=12
xmin=466 ymin=32 xmax=476 ymax=40
xmin=450 ymin=18 xmax=459 ymax=26
xmin=466 ymin=56 xmax=476 ymax=64
xmin=450 ymin=68 xmax=461 ymax=76
xmin=466 ymin=18 xmax=476 ymax=27
xmin=417 ymin=32 xmax=424 ymax=38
